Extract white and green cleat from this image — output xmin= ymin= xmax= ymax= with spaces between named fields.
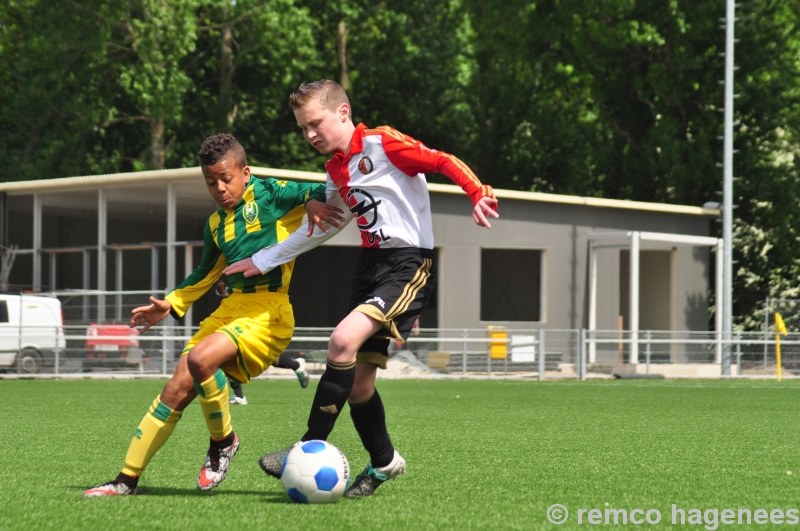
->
xmin=295 ymin=358 xmax=310 ymax=389
xmin=344 ymin=450 xmax=406 ymax=497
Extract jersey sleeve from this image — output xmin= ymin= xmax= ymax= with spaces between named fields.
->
xmin=251 ymin=177 xmax=352 ymax=274
xmin=372 ymin=126 xmax=496 ymax=208
xmin=272 ymin=179 xmax=327 ymax=216
xmin=165 ymin=221 xmax=226 ymax=319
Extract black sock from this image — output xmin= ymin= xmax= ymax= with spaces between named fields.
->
xmin=210 ymin=432 xmax=235 ymax=449
xmin=115 ymin=472 xmax=139 ymax=488
xmin=273 ymin=353 xmax=300 ymax=371
xmin=302 ymin=359 xmax=356 ymax=441
xmin=228 ymin=378 xmax=244 ymax=399
xmin=349 ymin=387 xmax=394 ymax=468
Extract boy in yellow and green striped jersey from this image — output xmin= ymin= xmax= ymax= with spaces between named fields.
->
xmin=84 ymin=134 xmax=345 ymax=497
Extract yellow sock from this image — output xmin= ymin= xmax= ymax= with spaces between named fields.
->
xmin=121 ymin=396 xmax=182 ymax=477
xmin=194 ymin=369 xmax=232 ymax=441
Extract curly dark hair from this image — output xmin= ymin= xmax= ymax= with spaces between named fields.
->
xmin=198 ymin=133 xmax=247 ymax=168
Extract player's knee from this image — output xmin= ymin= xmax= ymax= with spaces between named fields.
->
xmin=328 ymin=329 xmax=357 ymax=359
xmin=186 ymin=347 xmax=215 ymax=379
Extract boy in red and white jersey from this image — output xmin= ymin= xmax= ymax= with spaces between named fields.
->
xmin=224 ymin=79 xmax=498 ymax=496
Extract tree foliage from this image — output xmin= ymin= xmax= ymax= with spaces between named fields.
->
xmin=1 ymin=0 xmax=800 ymax=326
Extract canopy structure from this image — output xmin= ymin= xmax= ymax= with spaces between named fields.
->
xmin=587 ymin=231 xmax=723 ymax=364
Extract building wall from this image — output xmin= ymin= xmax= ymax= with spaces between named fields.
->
xmin=430 ymin=193 xmax=712 ymax=331
xmin=3 ymin=187 xmax=714 ymax=331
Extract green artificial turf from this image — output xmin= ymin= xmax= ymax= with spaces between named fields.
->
xmin=2 ymin=378 xmax=800 ymax=530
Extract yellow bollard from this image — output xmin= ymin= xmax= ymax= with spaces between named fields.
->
xmin=775 ymin=313 xmax=787 ymax=381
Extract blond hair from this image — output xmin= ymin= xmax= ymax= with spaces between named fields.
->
xmin=289 ymin=80 xmax=351 ymax=117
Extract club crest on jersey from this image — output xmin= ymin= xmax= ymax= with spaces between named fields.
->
xmin=357 ymin=156 xmax=374 ymax=174
xmin=242 ymin=201 xmax=258 ymax=225
xmin=346 ymin=188 xmax=382 ymax=230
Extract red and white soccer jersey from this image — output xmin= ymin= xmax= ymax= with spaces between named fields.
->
xmin=250 ymin=123 xmax=495 ymax=273
xmin=328 ymin=123 xmax=494 ymax=249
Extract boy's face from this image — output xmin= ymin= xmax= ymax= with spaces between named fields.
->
xmin=202 ymin=158 xmax=250 ymax=210
xmin=294 ymin=99 xmax=351 ymax=154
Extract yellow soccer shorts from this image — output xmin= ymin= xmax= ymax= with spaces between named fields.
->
xmin=180 ymin=291 xmax=295 ymax=383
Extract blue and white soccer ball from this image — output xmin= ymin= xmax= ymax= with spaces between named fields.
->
xmin=281 ymin=440 xmax=350 ymax=503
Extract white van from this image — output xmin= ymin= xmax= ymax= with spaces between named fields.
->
xmin=0 ymin=294 xmax=67 ymax=373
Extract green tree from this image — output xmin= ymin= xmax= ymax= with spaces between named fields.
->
xmin=0 ymin=0 xmax=124 ymax=180
xmin=111 ymin=0 xmax=202 ymax=170
xmin=170 ymin=0 xmax=322 ymax=170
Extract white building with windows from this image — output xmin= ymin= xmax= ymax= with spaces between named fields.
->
xmin=0 ymin=167 xmax=720 ymax=341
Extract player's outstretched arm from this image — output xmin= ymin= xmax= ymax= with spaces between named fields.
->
xmin=130 ymin=296 xmax=172 ymax=333
xmin=224 ymin=190 xmax=352 ymax=278
xmin=473 ymin=196 xmax=500 ymax=229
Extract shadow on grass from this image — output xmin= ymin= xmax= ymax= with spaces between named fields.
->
xmin=69 ymin=485 xmax=288 ymax=502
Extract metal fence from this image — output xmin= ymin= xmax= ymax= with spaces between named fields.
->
xmin=4 ymin=322 xmax=800 ymax=379
xmin=2 ymin=290 xmax=799 ymax=379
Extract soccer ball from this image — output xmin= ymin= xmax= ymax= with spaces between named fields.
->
xmin=281 ymin=440 xmax=350 ymax=503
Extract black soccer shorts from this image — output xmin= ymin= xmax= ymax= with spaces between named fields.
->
xmin=348 ymin=247 xmax=437 ymax=368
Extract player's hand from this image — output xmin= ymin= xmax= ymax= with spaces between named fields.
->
xmin=130 ymin=296 xmax=172 ymax=333
xmin=473 ymin=196 xmax=499 ymax=228
xmin=223 ymin=257 xmax=262 ymax=278
xmin=305 ymin=199 xmax=346 ymax=236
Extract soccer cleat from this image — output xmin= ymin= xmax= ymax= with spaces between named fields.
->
xmin=344 ymin=450 xmax=406 ymax=498
xmin=258 ymin=444 xmax=297 ymax=479
xmin=229 ymin=396 xmax=248 ymax=405
xmin=83 ymin=480 xmax=136 ymax=498
xmin=295 ymin=358 xmax=309 ymax=389
xmin=197 ymin=433 xmax=239 ymax=491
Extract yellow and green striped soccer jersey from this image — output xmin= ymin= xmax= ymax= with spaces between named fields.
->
xmin=165 ymin=178 xmax=325 ymax=318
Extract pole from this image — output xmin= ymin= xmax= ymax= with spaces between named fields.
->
xmin=580 ymin=328 xmax=587 ymax=381
xmin=588 ymin=240 xmax=597 ymax=363
xmin=166 ymin=183 xmax=176 ymax=291
xmin=629 ymin=232 xmax=640 ymax=364
xmin=116 ymin=249 xmax=123 ymax=322
xmin=735 ymin=331 xmax=742 ymax=377
xmin=183 ymin=245 xmax=194 ymax=335
xmin=97 ymin=189 xmax=107 ymax=323
xmin=49 ymin=253 xmax=57 ymax=291
xmin=162 ymin=324 xmax=168 ymax=377
xmin=721 ymin=0 xmax=736 ymax=376
xmin=82 ymin=250 xmax=91 ymax=321
xmin=0 ymin=192 xmax=7 ymax=250
xmin=538 ymin=329 xmax=546 ymax=381
xmin=763 ymin=297 xmax=769 ymax=374
xmin=150 ymin=246 xmax=159 ymax=298
xmin=462 ymin=328 xmax=467 ymax=376
xmin=775 ymin=312 xmax=787 ymax=381
xmin=715 ymin=239 xmax=724 ymax=363
xmin=32 ymin=194 xmax=42 ymax=291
